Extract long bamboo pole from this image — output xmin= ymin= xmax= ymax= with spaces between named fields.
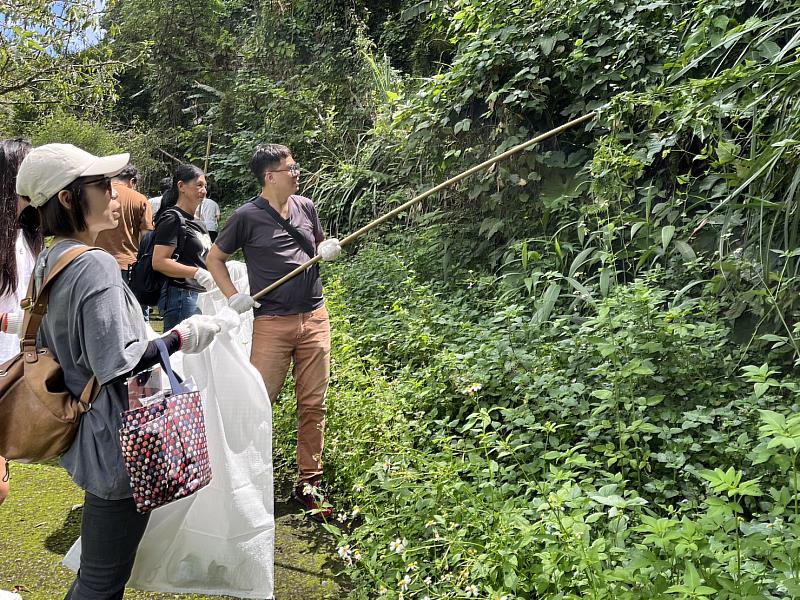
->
xmin=157 ymin=148 xmax=183 ymax=164
xmin=252 ymin=111 xmax=597 ymax=301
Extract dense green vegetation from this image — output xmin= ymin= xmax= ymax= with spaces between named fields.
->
xmin=5 ymin=0 xmax=800 ymax=597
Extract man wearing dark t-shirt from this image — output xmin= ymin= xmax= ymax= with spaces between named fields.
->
xmin=207 ymin=143 xmax=341 ymax=520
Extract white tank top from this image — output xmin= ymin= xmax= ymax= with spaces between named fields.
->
xmin=0 ymin=230 xmax=36 ymax=363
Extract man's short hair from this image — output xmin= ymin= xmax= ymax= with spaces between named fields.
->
xmin=160 ymin=176 xmax=172 ymax=194
xmin=114 ymin=163 xmax=139 ymax=182
xmin=250 ymin=144 xmax=291 ymax=186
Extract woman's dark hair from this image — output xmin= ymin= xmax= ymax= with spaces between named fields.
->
xmin=0 ymin=138 xmax=42 ymax=298
xmin=250 ymin=144 xmax=291 ymax=185
xmin=37 ymin=178 xmax=92 ymax=238
xmin=155 ymin=164 xmax=204 ymax=221
xmin=159 ymin=176 xmax=172 ymax=194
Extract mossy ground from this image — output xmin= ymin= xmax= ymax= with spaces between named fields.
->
xmin=0 ymin=463 xmax=345 ymax=599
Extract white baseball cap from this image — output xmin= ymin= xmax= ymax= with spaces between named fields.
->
xmin=16 ymin=143 xmax=130 ymax=207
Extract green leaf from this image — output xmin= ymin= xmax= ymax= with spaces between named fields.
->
xmin=685 ymin=562 xmax=701 ymax=588
xmin=661 ymin=225 xmax=675 ymax=251
xmin=532 ymin=283 xmax=561 ymax=325
xmin=754 ymin=382 xmax=770 ymax=399
xmin=454 ymin=118 xmax=472 ymax=134
xmin=716 ymin=139 xmax=740 ymax=164
xmin=568 ymin=247 xmax=597 ymax=277
xmin=565 ymin=276 xmax=597 ymax=305
xmin=673 ymin=240 xmax=696 ymax=261
xmin=540 ymin=35 xmax=557 ymax=55
xmin=600 ymin=268 xmax=610 ymax=297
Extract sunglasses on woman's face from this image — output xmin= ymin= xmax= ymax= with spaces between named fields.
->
xmin=81 ymin=176 xmax=113 ymax=193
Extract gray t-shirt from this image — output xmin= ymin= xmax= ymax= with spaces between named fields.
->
xmin=35 ymin=240 xmax=149 ymax=500
xmin=215 ymin=195 xmax=325 ymax=316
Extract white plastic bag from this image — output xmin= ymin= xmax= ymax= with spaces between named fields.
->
xmin=64 ymin=262 xmax=274 ymax=599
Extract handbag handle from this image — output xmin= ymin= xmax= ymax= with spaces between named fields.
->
xmin=154 ymin=337 xmax=188 ymax=395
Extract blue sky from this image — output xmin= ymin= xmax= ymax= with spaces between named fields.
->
xmin=0 ymin=0 xmax=106 ymax=54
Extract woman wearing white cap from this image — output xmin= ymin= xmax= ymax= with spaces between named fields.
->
xmin=15 ymin=143 xmax=226 ymax=599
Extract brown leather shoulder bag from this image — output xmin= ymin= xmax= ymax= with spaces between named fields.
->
xmin=0 ymin=246 xmax=101 ymax=463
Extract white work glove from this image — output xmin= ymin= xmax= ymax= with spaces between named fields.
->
xmin=193 ymin=268 xmax=217 ymax=291
xmin=227 ymin=292 xmax=260 ymax=314
xmin=172 ymin=314 xmax=222 ymax=354
xmin=214 ymin=306 xmax=242 ymax=334
xmin=1 ymin=311 xmax=24 ymax=337
xmin=318 ymin=238 xmax=342 ymax=261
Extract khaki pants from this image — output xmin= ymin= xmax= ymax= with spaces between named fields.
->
xmin=250 ymin=305 xmax=330 ymax=483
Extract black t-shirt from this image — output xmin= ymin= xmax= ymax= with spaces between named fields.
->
xmin=153 ymin=207 xmax=211 ymax=291
xmin=215 ymin=195 xmax=324 ymax=316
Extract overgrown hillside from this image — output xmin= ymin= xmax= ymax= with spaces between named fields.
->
xmin=4 ymin=0 xmax=800 ymax=597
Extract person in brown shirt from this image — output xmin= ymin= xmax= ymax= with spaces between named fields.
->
xmin=94 ymin=164 xmax=153 ymax=285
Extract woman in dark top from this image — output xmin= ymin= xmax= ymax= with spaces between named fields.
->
xmin=15 ymin=143 xmax=225 ymax=599
xmin=152 ymin=164 xmax=216 ymax=329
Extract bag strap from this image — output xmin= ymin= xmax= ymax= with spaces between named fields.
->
xmin=153 ymin=337 xmax=188 ymax=395
xmin=252 ymin=196 xmax=316 ymax=260
xmin=20 ymin=245 xmax=103 ymax=405
xmin=21 ymin=246 xmax=103 ymax=345
xmin=154 ymin=208 xmax=187 ymax=259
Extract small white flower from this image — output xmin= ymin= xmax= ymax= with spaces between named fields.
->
xmin=351 ymin=506 xmax=360 ymax=518
xmin=465 ymin=584 xmax=479 ymax=597
xmin=424 ymin=576 xmax=432 ymax=585
xmin=461 ymin=382 xmax=483 ymax=396
xmin=400 ymin=574 xmax=412 ymax=591
xmin=406 ymin=561 xmax=417 ymax=571
xmin=337 ymin=512 xmax=348 ymax=523
xmin=353 ymin=483 xmax=364 ymax=493
xmin=425 ymin=520 xmax=435 ymax=529
xmin=337 ymin=544 xmax=353 ymax=566
xmin=383 ymin=459 xmax=392 ymax=472
xmin=353 ymin=549 xmax=362 ymax=561
xmin=378 ymin=585 xmax=388 ymax=595
xmin=389 ymin=538 xmax=405 ymax=553
xmin=302 ymin=482 xmax=315 ymax=496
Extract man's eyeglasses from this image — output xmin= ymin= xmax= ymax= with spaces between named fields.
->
xmin=81 ymin=176 xmax=113 ymax=193
xmin=269 ymin=163 xmax=300 ymax=175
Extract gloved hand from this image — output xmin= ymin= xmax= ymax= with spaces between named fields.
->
xmin=1 ymin=311 xmax=24 ymax=337
xmin=193 ymin=268 xmax=217 ymax=291
xmin=318 ymin=238 xmax=342 ymax=261
xmin=172 ymin=314 xmax=222 ymax=354
xmin=215 ymin=306 xmax=242 ymax=334
xmin=227 ymin=292 xmax=260 ymax=314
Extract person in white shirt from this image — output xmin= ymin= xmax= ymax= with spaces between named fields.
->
xmin=195 ymin=196 xmax=220 ymax=242
xmin=148 ymin=176 xmax=172 ymax=220
xmin=0 ymin=138 xmax=41 ymax=506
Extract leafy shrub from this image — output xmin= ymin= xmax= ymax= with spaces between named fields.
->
xmin=269 ymin=242 xmax=800 ymax=598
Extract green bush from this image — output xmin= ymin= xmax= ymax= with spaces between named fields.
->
xmin=266 ymin=242 xmax=800 ymax=598
xmin=25 ymin=112 xmax=165 ymax=193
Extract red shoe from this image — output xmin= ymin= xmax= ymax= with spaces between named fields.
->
xmin=291 ymin=479 xmax=333 ymax=522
